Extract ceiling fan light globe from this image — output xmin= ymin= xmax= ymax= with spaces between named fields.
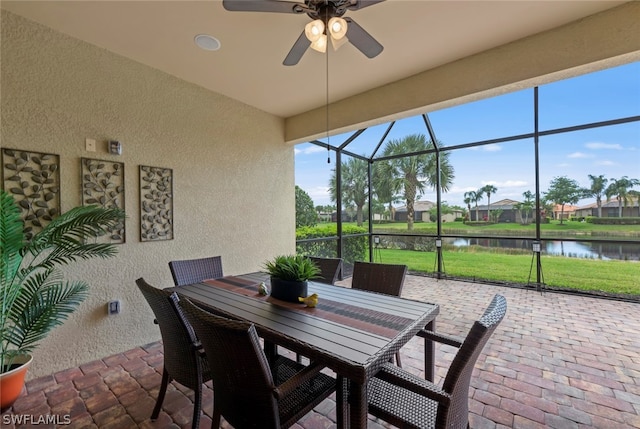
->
xmin=305 ymin=19 xmax=325 ymax=42
xmin=328 ymin=17 xmax=348 ymax=40
xmin=310 ymin=34 xmax=328 ymax=53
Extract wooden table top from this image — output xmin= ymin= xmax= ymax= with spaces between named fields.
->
xmin=172 ymin=272 xmax=439 ymax=384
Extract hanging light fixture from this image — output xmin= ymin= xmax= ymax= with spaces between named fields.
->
xmin=305 ymin=16 xmax=348 ymax=53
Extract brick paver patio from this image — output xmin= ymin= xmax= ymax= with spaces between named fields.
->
xmin=2 ymin=275 xmax=639 ymax=428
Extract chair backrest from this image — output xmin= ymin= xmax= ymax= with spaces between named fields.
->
xmin=351 ymin=261 xmax=407 ymax=296
xmin=439 ymin=294 xmax=507 ymax=429
xmin=135 ymin=278 xmax=205 ymax=390
xmin=176 ymin=297 xmax=281 ymax=429
xmin=168 ymin=255 xmax=223 ymax=286
xmin=308 ymin=256 xmax=343 ymax=285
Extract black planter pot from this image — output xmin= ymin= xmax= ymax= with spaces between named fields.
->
xmin=270 ymin=277 xmax=308 ymax=303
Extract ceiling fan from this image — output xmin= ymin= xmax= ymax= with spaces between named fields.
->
xmin=222 ymin=0 xmax=385 ymax=65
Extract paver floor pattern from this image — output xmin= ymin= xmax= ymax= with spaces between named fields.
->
xmin=2 ymin=275 xmax=639 ymax=428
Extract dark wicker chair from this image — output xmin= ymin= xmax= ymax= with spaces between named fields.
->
xmin=367 ymin=294 xmax=507 ymax=429
xmin=168 ymin=255 xmax=223 ymax=286
xmin=351 ymin=261 xmax=407 ymax=366
xmin=308 ymin=256 xmax=343 ymax=285
xmin=135 ymin=278 xmax=212 ymax=429
xmin=175 ymin=296 xmax=337 ymax=429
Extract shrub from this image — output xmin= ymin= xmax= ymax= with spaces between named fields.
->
xmin=296 ymin=224 xmax=367 ymax=264
xmin=590 ymin=217 xmax=640 ymax=225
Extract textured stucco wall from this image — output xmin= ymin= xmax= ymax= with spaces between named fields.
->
xmin=1 ymin=10 xmax=294 ymax=378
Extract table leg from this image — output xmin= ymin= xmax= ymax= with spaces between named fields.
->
xmin=424 ymin=319 xmax=436 ymax=382
xmin=349 ymin=381 xmax=367 ymax=429
xmin=336 ymin=376 xmax=348 ymax=429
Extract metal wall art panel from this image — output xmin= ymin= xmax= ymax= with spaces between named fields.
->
xmin=2 ymin=148 xmax=61 ymax=240
xmin=139 ymin=165 xmax=173 ymax=242
xmin=81 ymin=157 xmax=126 ymax=243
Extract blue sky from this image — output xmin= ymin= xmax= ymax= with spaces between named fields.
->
xmin=295 ymin=62 xmax=640 ymax=208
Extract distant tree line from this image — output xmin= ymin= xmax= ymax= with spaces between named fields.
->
xmin=296 ymin=133 xmax=639 ymax=229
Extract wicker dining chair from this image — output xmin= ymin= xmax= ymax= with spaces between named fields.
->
xmin=351 ymin=261 xmax=407 ymax=366
xmin=168 ymin=255 xmax=224 ymax=286
xmin=174 ymin=295 xmax=337 ymax=429
xmin=367 ymin=294 xmax=507 ymax=429
xmin=308 ymin=256 xmax=343 ymax=285
xmin=135 ymin=278 xmax=212 ymax=429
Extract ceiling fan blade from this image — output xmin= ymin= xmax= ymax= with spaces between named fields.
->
xmin=283 ymin=31 xmax=311 ymax=66
xmin=345 ymin=17 xmax=383 ymax=58
xmin=222 ymin=0 xmax=306 ymax=14
xmin=346 ymin=0 xmax=385 ymax=10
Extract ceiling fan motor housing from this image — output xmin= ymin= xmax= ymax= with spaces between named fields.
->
xmin=306 ymin=1 xmax=347 ymax=23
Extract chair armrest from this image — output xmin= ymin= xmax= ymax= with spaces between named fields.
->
xmin=273 ymin=361 xmax=328 ymax=400
xmin=417 ymin=329 xmax=464 ymax=348
xmin=375 ymin=363 xmax=451 ymax=405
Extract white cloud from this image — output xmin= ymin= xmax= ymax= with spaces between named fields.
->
xmin=450 ymin=185 xmax=478 ymax=194
xmin=568 ymin=152 xmax=594 ymax=159
xmin=306 ymin=186 xmax=331 ymax=204
xmin=470 ymin=145 xmax=502 ymax=152
xmin=496 ymin=180 xmax=529 ymax=188
xmin=595 ymin=160 xmax=616 ymax=166
xmin=294 ymin=145 xmax=326 ymax=156
xmin=585 ymin=142 xmax=623 ymax=150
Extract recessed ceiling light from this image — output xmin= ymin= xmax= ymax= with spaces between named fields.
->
xmin=195 ymin=34 xmax=221 ymax=51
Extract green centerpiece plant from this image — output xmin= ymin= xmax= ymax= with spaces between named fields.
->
xmin=0 ymin=190 xmax=125 ymax=410
xmin=263 ymin=255 xmax=320 ymax=303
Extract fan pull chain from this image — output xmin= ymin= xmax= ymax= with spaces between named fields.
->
xmin=326 ymin=11 xmax=330 ymax=164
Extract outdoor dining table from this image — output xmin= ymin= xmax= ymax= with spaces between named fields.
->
xmin=171 ymin=272 xmax=440 ymax=429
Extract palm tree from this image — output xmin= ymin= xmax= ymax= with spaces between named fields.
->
xmin=372 ymin=161 xmax=401 ymax=221
xmin=482 ymin=184 xmax=498 ymax=222
xmin=378 ymin=134 xmax=454 ymax=230
xmin=514 ymin=190 xmax=534 ymax=224
xmin=328 ymin=156 xmax=368 ymax=226
xmin=463 ymin=191 xmax=473 ymax=221
xmin=605 ymin=176 xmax=640 ymax=217
xmin=474 ymin=189 xmax=484 ymax=221
xmin=586 ymin=174 xmax=608 ymax=218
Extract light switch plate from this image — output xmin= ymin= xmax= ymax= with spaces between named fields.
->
xmin=85 ymin=138 xmax=96 ymax=152
xmin=107 ymin=300 xmax=121 ymax=315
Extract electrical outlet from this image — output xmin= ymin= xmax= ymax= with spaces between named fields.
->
xmin=107 ymin=300 xmax=121 ymax=315
xmin=85 ymin=138 xmax=96 ymax=152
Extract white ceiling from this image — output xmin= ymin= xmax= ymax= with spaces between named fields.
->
xmin=1 ymin=0 xmax=628 ymax=118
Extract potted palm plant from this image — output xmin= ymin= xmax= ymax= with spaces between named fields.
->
xmin=0 ymin=190 xmax=125 ymax=411
xmin=263 ymin=255 xmax=320 ymax=303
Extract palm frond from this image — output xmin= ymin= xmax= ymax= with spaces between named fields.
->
xmin=33 ymin=242 xmax=119 ymax=271
xmin=6 ymin=280 xmax=89 ymax=353
xmin=10 ymin=269 xmax=60 ymax=319
xmin=1 ymin=192 xmax=25 ymax=290
xmin=25 ymin=205 xmax=125 ymax=256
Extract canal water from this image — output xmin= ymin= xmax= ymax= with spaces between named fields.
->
xmin=448 ymin=238 xmax=640 ymax=261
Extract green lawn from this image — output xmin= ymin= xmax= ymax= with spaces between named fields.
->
xmin=374 ymin=248 xmax=640 ymax=297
